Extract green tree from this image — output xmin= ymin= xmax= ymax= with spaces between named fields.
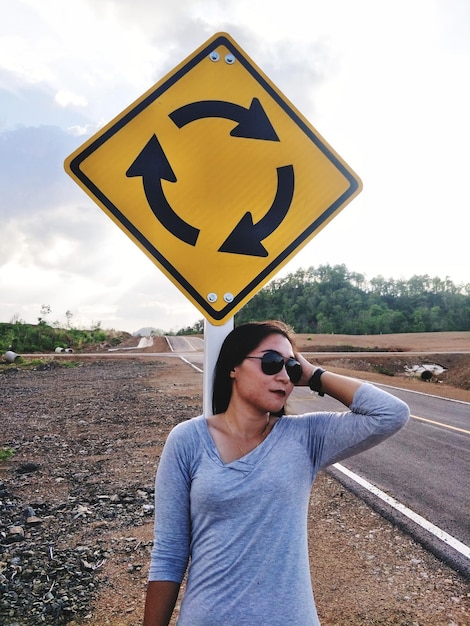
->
xmin=234 ymin=264 xmax=470 ymax=334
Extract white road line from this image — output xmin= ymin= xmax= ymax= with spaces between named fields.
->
xmin=374 ymin=381 xmax=470 ymax=406
xmin=182 ymin=338 xmax=194 ymax=351
xmin=411 ymin=413 xmax=470 ymax=434
xmin=333 ymin=462 xmax=470 ymax=560
xmin=179 ymin=356 xmax=203 ymax=373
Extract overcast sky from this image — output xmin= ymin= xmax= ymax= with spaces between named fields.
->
xmin=1 ymin=0 xmax=469 ymax=334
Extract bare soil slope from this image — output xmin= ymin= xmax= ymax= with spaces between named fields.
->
xmin=295 ymin=330 xmax=470 ymax=352
xmin=293 ymin=331 xmax=470 ymax=401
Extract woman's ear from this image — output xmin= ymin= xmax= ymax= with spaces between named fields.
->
xmin=229 ymin=367 xmax=237 ymax=379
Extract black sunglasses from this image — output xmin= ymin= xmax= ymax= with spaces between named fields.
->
xmin=245 ymin=351 xmax=302 ymax=384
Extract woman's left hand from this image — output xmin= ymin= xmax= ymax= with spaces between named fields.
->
xmin=294 ymin=352 xmax=316 ymax=386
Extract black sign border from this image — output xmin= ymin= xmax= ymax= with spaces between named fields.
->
xmin=67 ymin=34 xmax=360 ymax=322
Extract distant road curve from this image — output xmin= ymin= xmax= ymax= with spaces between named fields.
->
xmin=166 ymin=336 xmax=204 ymax=352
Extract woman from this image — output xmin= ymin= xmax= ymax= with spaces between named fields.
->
xmin=143 ymin=321 xmax=409 ymax=625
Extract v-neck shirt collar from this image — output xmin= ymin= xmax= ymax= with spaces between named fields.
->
xmin=195 ymin=414 xmax=283 ymax=471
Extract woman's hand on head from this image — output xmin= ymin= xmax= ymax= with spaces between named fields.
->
xmin=294 ymin=351 xmax=363 ymax=406
xmin=294 ymin=352 xmax=316 ymax=386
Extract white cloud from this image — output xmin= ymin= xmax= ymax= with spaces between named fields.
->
xmin=55 ymin=90 xmax=88 ymax=108
xmin=66 ymin=122 xmax=103 ymax=137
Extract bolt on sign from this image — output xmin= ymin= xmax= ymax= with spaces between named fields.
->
xmin=65 ymin=32 xmax=362 ymax=325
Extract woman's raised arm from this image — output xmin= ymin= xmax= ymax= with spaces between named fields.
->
xmin=295 ymin=352 xmax=363 ymax=407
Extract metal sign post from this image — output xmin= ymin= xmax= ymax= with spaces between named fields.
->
xmin=203 ymin=317 xmax=234 ymax=416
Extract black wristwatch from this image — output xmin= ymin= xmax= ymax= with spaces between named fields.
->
xmin=308 ymin=368 xmax=326 ymax=396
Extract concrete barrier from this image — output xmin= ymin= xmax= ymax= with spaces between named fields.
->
xmin=3 ymin=351 xmax=21 ymax=363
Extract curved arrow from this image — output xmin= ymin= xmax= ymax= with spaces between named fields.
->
xmin=126 ymin=135 xmax=200 ymax=246
xmin=170 ymin=98 xmax=279 ymax=141
xmin=218 ymin=165 xmax=295 ymax=257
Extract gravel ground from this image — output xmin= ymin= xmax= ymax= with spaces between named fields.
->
xmin=1 ymin=354 xmax=469 ymax=625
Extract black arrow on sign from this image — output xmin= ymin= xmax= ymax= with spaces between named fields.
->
xmin=126 ymin=135 xmax=200 ymax=246
xmin=170 ymin=98 xmax=279 ymax=141
xmin=218 ymin=165 xmax=295 ymax=257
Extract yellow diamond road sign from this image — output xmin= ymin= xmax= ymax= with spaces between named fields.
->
xmin=65 ymin=32 xmax=362 ymax=325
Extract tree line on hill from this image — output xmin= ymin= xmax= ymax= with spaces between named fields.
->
xmin=234 ymin=264 xmax=470 ymax=334
xmin=177 ymin=264 xmax=470 ymax=335
xmin=2 ymin=265 xmax=469 ymax=353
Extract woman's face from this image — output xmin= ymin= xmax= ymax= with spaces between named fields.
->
xmin=229 ymin=333 xmax=296 ymax=414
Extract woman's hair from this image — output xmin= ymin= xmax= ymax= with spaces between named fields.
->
xmin=212 ymin=320 xmax=296 ymax=414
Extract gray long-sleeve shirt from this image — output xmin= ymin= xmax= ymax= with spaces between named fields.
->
xmin=149 ymin=383 xmax=409 ymax=625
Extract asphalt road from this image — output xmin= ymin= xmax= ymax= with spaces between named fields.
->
xmin=166 ymin=336 xmax=204 ymax=353
xmin=346 ymin=389 xmax=469 ymax=541
xmin=288 ymin=387 xmax=470 ymax=545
